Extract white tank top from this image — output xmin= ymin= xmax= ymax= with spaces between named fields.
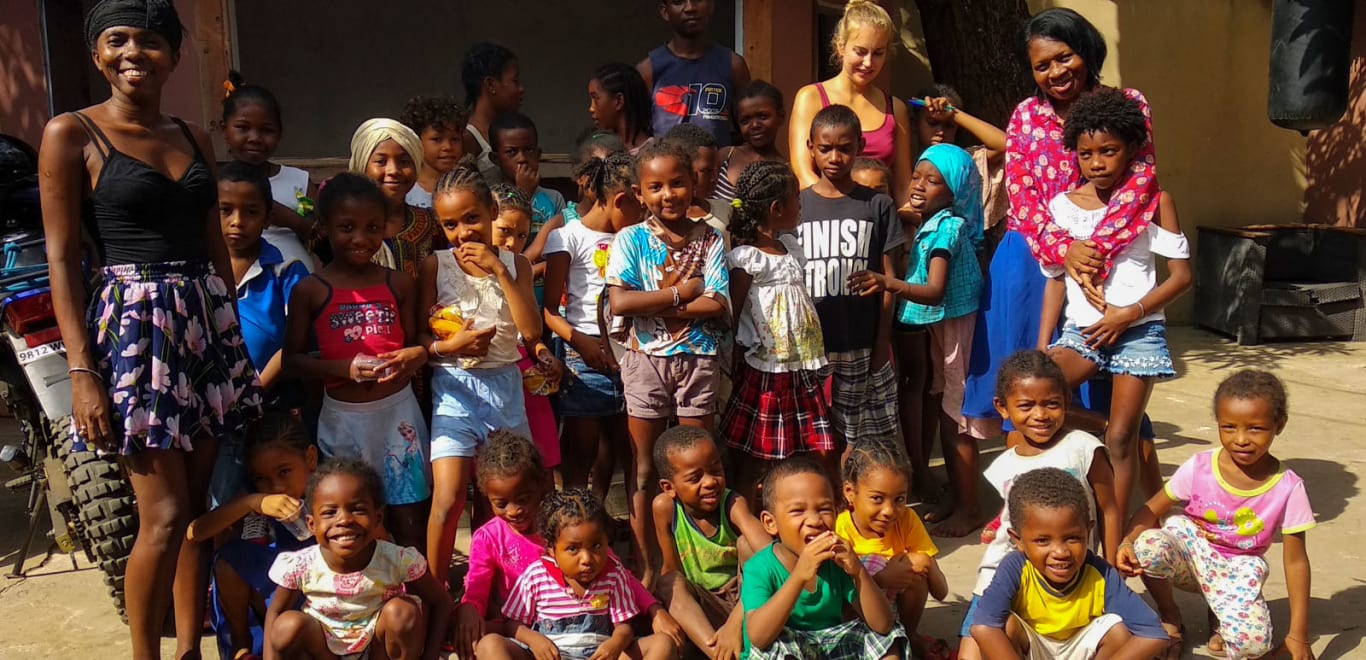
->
xmin=433 ymin=247 xmax=520 ymax=368
xmin=465 ymin=126 xmax=504 ymax=185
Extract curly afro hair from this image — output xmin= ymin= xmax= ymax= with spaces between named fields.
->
xmin=1006 ymin=467 xmax=1092 ymax=532
xmin=1214 ymin=369 xmax=1289 ymax=424
xmin=400 ymin=95 xmax=466 ymax=136
xmin=1063 ymin=87 xmax=1147 ymax=151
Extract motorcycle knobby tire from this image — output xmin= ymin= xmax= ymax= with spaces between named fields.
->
xmin=55 ymin=417 xmax=135 ymax=623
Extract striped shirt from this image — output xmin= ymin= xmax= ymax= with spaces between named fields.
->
xmin=503 ymin=557 xmax=645 ymax=649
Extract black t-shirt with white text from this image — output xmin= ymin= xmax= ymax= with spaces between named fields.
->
xmin=796 ymin=186 xmax=905 ymax=353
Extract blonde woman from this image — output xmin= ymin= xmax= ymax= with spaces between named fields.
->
xmin=788 ymin=0 xmax=913 ymax=214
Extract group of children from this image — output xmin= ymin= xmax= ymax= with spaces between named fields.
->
xmin=189 ymin=2 xmax=1316 ymax=659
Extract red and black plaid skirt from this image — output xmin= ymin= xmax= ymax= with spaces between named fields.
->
xmin=720 ymin=360 xmax=834 ymax=460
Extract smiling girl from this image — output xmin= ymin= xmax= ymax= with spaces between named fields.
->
xmin=348 ymin=118 xmax=441 ymax=280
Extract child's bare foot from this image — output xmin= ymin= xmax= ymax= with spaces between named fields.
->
xmin=913 ymin=477 xmax=944 ymax=506
xmin=921 ymin=491 xmax=957 ymax=524
xmin=930 ymin=507 xmax=984 ymax=538
xmin=1206 ymin=609 xmax=1225 ymax=657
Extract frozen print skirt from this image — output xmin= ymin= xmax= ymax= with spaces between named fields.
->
xmin=76 ymin=261 xmax=265 ymax=455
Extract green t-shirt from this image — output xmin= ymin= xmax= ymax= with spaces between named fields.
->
xmin=740 ymin=542 xmax=855 ymax=654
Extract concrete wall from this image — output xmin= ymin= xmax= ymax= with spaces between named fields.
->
xmin=234 ymin=1 xmax=735 ymax=158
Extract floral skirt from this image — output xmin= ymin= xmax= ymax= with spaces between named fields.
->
xmin=74 ymin=261 xmax=264 ymax=455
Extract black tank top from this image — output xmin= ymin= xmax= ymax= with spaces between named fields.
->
xmin=72 ymin=111 xmax=216 ymax=265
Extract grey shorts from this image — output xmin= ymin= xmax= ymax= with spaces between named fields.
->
xmin=620 ymin=351 xmax=719 ymax=419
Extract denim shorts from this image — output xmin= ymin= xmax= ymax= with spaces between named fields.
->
xmin=554 ymin=337 xmax=625 ymax=418
xmin=430 ymin=363 xmax=531 ymax=460
xmin=1052 ymin=321 xmax=1176 ymax=379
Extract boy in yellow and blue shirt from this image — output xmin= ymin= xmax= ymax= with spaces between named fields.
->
xmin=971 ymin=468 xmax=1168 ymax=660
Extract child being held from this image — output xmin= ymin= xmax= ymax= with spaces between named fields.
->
xmin=455 ymin=431 xmax=675 ymax=657
xmin=400 ymin=95 xmax=466 ymax=209
xmin=265 ymin=458 xmax=450 ymax=659
xmin=1038 ymin=88 xmax=1192 ymax=523
xmin=742 ymin=457 xmax=907 ymax=659
xmin=189 ymin=413 xmax=317 ymax=660
xmin=970 ymin=467 xmax=1167 ymax=660
xmin=477 ymin=488 xmax=679 ymax=660
xmin=837 ymin=438 xmax=947 ymax=660
xmin=651 ymin=426 xmax=771 ymax=660
xmin=1118 ymin=371 xmax=1315 ymax=660
xmin=957 ymin=351 xmax=1120 ymax=660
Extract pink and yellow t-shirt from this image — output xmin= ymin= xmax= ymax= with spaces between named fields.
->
xmin=1164 ymin=448 xmax=1315 ymax=556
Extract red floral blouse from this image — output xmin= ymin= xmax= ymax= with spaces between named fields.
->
xmin=1004 ymin=88 xmax=1159 ymax=277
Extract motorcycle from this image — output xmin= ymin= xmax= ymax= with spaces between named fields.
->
xmin=0 ymin=133 xmax=135 ymax=620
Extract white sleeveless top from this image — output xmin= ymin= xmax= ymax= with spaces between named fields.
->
xmin=433 ymin=247 xmax=520 ymax=368
xmin=266 ymin=165 xmax=315 ymax=272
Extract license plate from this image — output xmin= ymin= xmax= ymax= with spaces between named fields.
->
xmin=16 ymin=340 xmax=65 ymax=366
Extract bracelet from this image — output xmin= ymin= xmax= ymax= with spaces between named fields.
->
xmin=1285 ymin=635 xmax=1309 ymax=644
xmin=670 ymin=285 xmax=680 ymax=307
xmin=1117 ymin=541 xmax=1134 ymax=550
xmin=430 ymin=341 xmax=445 ymax=358
xmin=68 ymin=366 xmax=101 ymax=380
xmin=1135 ymin=301 xmax=1146 ymax=317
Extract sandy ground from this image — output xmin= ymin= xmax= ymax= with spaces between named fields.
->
xmin=1 ymin=327 xmax=1363 ymax=658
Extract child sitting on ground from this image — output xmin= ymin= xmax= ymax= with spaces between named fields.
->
xmin=265 ymin=458 xmax=451 ymax=660
xmin=218 ymin=162 xmax=311 ymax=400
xmin=970 ymin=467 xmax=1167 ymax=660
xmin=651 ymin=426 xmax=770 ymax=660
xmin=476 ymin=488 xmax=679 ymax=660
xmin=956 ymin=350 xmax=1120 ymax=660
xmin=837 ymin=438 xmax=948 ymax=660
xmin=455 ymin=431 xmax=676 ymax=658
xmin=1118 ymin=370 xmax=1314 ymax=660
xmin=742 ymin=456 xmax=906 ymax=659
xmin=400 ymin=95 xmax=465 ymax=209
xmin=189 ymin=413 xmax=317 ymax=660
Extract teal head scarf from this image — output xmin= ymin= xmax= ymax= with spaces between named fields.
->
xmin=917 ymin=144 xmax=984 ymax=248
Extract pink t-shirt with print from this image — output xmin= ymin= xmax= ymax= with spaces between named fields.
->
xmin=1164 ymin=448 xmax=1315 ymax=557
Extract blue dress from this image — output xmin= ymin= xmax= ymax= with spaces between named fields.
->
xmin=961 ymin=230 xmax=1047 ymax=421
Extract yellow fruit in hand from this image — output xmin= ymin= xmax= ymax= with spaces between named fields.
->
xmin=429 ymin=318 xmax=463 ymax=339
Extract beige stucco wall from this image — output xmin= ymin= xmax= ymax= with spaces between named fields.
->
xmin=0 ymin=0 xmax=52 ymax=147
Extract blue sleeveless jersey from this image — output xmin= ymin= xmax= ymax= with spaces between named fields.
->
xmin=648 ymin=44 xmax=736 ymax=146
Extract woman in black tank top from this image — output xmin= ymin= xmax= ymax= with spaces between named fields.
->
xmin=38 ymin=2 xmax=263 ymax=657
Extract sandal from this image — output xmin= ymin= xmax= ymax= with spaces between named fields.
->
xmin=1160 ymin=623 xmax=1185 ymax=660
xmin=1206 ymin=609 xmax=1226 ymax=657
xmin=980 ymin=514 xmax=1002 ymax=544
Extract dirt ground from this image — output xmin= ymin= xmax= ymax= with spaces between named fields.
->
xmin=1 ymin=327 xmax=1363 ymax=658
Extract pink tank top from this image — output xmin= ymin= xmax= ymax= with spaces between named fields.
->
xmin=816 ymin=82 xmax=895 ymax=167
xmin=312 ymin=273 xmax=405 ymax=387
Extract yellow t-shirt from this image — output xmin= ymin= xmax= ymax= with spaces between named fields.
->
xmin=834 ymin=508 xmax=939 ymax=558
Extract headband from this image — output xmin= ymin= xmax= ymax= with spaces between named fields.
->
xmin=84 ymin=0 xmax=183 ymax=51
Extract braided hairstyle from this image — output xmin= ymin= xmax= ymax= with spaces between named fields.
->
xmin=434 ymin=155 xmax=495 ymax=211
xmin=591 ymin=62 xmax=652 ymax=140
xmin=491 ymin=182 xmax=532 ymax=217
xmin=475 ymin=430 xmax=545 ymax=491
xmin=728 ymin=160 xmax=797 ymax=245
xmin=243 ymin=411 xmax=312 ymax=464
xmin=538 ymin=487 xmax=612 ymax=546
xmin=576 ymin=151 xmax=637 ymax=209
xmin=842 ymin=435 xmax=910 ymax=488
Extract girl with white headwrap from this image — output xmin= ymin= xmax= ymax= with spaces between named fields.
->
xmin=349 ymin=118 xmax=442 ymax=279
